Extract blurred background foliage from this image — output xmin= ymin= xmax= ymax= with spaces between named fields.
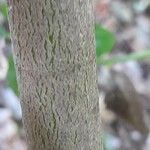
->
xmin=6 ymin=55 xmax=18 ymax=95
xmin=0 ymin=1 xmax=18 ymax=95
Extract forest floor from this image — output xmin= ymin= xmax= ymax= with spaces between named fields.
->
xmin=96 ymin=0 xmax=150 ymax=150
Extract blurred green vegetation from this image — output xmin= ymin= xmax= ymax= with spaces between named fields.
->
xmin=0 ymin=26 xmax=9 ymax=38
xmin=0 ymin=1 xmax=18 ymax=95
xmin=97 ymin=50 xmax=150 ymax=66
xmin=95 ymin=24 xmax=116 ymax=58
xmin=0 ymin=2 xmax=8 ymax=17
xmin=95 ymin=24 xmax=150 ymax=66
xmin=6 ymin=55 xmax=18 ymax=95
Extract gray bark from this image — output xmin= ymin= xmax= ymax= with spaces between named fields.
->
xmin=7 ymin=0 xmax=102 ymax=150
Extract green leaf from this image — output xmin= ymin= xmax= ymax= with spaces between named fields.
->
xmin=0 ymin=2 xmax=8 ymax=17
xmin=6 ymin=55 xmax=18 ymax=95
xmin=95 ymin=24 xmax=115 ymax=57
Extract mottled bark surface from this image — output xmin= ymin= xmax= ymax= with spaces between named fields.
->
xmin=7 ymin=0 xmax=102 ymax=150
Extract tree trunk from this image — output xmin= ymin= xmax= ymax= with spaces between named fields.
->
xmin=7 ymin=0 xmax=102 ymax=149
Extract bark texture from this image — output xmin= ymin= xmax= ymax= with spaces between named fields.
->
xmin=7 ymin=0 xmax=102 ymax=150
